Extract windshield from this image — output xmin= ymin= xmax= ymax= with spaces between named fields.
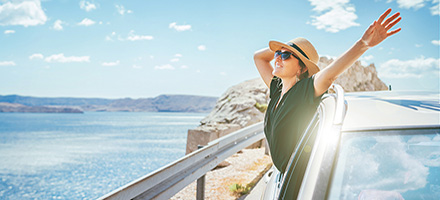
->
xmin=327 ymin=128 xmax=440 ymax=200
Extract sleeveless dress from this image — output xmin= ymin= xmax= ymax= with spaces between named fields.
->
xmin=264 ymin=75 xmax=323 ymax=173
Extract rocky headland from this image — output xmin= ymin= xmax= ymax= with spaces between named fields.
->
xmin=318 ymin=57 xmax=388 ymax=92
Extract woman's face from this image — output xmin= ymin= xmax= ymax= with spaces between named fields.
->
xmin=272 ymin=47 xmax=302 ymax=80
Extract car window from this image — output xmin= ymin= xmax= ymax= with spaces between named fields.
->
xmin=327 ymin=128 xmax=440 ymax=200
xmin=278 ymin=112 xmax=320 ymax=199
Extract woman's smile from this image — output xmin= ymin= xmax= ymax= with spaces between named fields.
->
xmin=275 ymin=61 xmax=284 ymax=69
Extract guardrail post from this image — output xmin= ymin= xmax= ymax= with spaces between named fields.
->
xmin=197 ymin=145 xmax=205 ymax=200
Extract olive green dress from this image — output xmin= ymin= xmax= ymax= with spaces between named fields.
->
xmin=264 ymin=76 xmax=323 ymax=199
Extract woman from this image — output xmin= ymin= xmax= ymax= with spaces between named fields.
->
xmin=253 ymin=8 xmax=401 ymax=198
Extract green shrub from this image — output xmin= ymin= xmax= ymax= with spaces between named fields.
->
xmin=254 ymin=102 xmax=268 ymax=113
xmin=229 ymin=183 xmax=252 ymax=195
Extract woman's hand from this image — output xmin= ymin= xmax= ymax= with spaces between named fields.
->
xmin=361 ymin=8 xmax=402 ymax=48
xmin=314 ymin=8 xmax=402 ymax=97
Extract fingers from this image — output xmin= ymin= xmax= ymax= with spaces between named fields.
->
xmin=377 ymin=8 xmax=402 ymax=36
xmin=385 ymin=16 xmax=401 ymax=30
xmin=377 ymin=8 xmax=392 ymax=24
xmin=383 ymin=12 xmax=400 ymax=26
xmin=387 ymin=28 xmax=402 ymax=37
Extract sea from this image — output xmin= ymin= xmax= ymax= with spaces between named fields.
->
xmin=0 ymin=112 xmax=206 ymax=200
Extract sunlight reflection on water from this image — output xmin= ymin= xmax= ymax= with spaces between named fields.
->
xmin=0 ymin=112 xmax=205 ymax=199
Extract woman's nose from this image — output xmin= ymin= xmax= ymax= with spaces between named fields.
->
xmin=274 ymin=54 xmax=282 ymax=62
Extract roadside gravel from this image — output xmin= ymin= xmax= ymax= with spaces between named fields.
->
xmin=171 ymin=148 xmax=272 ymax=200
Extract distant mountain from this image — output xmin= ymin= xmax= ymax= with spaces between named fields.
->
xmin=0 ymin=94 xmax=218 ymax=113
xmin=0 ymin=95 xmax=113 ymax=107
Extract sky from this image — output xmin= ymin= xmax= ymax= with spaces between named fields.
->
xmin=0 ymin=0 xmax=439 ymax=99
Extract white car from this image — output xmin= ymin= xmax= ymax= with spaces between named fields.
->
xmin=262 ymin=86 xmax=440 ymax=200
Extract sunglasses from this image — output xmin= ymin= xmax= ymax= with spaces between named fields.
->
xmin=274 ymin=50 xmax=299 ymax=61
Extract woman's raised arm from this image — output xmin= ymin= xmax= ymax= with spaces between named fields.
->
xmin=254 ymin=47 xmax=275 ymax=88
xmin=313 ymin=8 xmax=402 ymax=96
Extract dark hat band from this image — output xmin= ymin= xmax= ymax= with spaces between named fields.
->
xmin=287 ymin=42 xmax=309 ymax=60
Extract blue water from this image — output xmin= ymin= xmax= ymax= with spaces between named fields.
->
xmin=0 ymin=112 xmax=206 ymax=199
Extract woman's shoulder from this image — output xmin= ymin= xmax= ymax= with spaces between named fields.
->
xmin=297 ymin=75 xmax=316 ymax=88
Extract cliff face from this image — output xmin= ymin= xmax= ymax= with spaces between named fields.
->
xmin=200 ymin=78 xmax=269 ymax=127
xmin=186 ymin=78 xmax=269 ymax=153
xmin=318 ymin=57 xmax=388 ymax=92
xmin=186 ymin=57 xmax=388 ymax=154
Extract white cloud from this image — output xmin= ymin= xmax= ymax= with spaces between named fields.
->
xmin=4 ymin=29 xmax=15 ymax=34
xmin=362 ymin=55 xmax=374 ymax=61
xmin=79 ymin=1 xmax=96 ymax=12
xmin=0 ymin=61 xmax=16 ymax=66
xmin=105 ymin=31 xmax=116 ymax=41
xmin=390 ymin=0 xmax=426 ymax=10
xmin=387 ymin=0 xmax=439 ymax=15
xmin=44 ymin=53 xmax=90 ymax=63
xmin=415 ymin=44 xmax=423 ymax=48
xmin=116 ymin=4 xmax=132 ymax=15
xmin=309 ymin=0 xmax=350 ymax=12
xmin=53 ymin=19 xmax=64 ymax=30
xmin=127 ymin=35 xmax=153 ymax=41
xmin=360 ymin=55 xmax=374 ymax=66
xmin=432 ymin=40 xmax=440 ymax=45
xmin=101 ymin=60 xmax=120 ymax=66
xmin=336 ymin=135 xmax=430 ymax=198
xmin=220 ymin=72 xmax=227 ymax=76
xmin=29 ymin=53 xmax=43 ymax=60
xmin=170 ymin=58 xmax=179 ymax=62
xmin=106 ymin=31 xmax=153 ymax=41
xmin=408 ymin=135 xmax=440 ymax=167
xmin=431 ymin=0 xmax=440 ymax=15
xmin=198 ymin=45 xmax=206 ymax=51
xmin=180 ymin=65 xmax=188 ymax=69
xmin=132 ymin=65 xmax=143 ymax=69
xmin=126 ymin=30 xmax=153 ymax=41
xmin=155 ymin=64 xmax=175 ymax=70
xmin=78 ymin=18 xmax=95 ymax=26
xmin=379 ymin=56 xmax=440 ymax=78
xmin=169 ymin=22 xmax=192 ymax=31
xmin=0 ymin=0 xmax=47 ymax=27
xmin=175 ymin=54 xmax=182 ymax=57
xmin=307 ymin=0 xmax=359 ymax=33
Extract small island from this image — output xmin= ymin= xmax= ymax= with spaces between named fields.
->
xmin=0 ymin=102 xmax=84 ymax=113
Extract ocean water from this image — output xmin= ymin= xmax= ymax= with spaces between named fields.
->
xmin=0 ymin=112 xmax=206 ymax=200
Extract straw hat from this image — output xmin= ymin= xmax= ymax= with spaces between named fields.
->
xmin=269 ymin=37 xmax=320 ymax=76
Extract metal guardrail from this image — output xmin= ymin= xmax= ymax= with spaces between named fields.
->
xmin=98 ymin=122 xmax=265 ymax=200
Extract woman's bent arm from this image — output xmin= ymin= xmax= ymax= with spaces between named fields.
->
xmin=254 ymin=47 xmax=275 ymax=88
xmin=314 ymin=8 xmax=402 ymax=96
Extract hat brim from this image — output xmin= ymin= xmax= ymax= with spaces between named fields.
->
xmin=269 ymin=40 xmax=320 ymax=76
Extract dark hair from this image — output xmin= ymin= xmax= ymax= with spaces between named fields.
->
xmin=298 ymin=60 xmax=309 ymax=80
